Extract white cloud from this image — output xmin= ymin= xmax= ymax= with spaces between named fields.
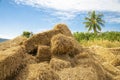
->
xmin=110 ymin=18 xmax=120 ymax=23
xmin=105 ymin=16 xmax=120 ymax=23
xmin=14 ymin=0 xmax=120 ymax=19
xmin=15 ymin=0 xmax=120 ymax=11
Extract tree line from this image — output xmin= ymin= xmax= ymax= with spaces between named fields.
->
xmin=73 ymin=31 xmax=120 ymax=42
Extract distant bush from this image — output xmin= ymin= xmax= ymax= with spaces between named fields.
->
xmin=22 ymin=31 xmax=33 ymax=38
xmin=73 ymin=31 xmax=120 ymax=42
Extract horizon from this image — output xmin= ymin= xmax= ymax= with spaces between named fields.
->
xmin=0 ymin=0 xmax=120 ymax=39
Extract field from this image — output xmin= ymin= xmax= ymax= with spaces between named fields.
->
xmin=73 ymin=31 xmax=120 ymax=48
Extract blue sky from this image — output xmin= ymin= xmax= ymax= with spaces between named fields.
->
xmin=0 ymin=0 xmax=120 ymax=39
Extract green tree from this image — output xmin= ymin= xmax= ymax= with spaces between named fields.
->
xmin=22 ymin=31 xmax=33 ymax=38
xmin=83 ymin=11 xmax=105 ymax=33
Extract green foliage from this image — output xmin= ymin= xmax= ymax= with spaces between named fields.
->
xmin=73 ymin=31 xmax=120 ymax=42
xmin=83 ymin=11 xmax=105 ymax=33
xmin=22 ymin=31 xmax=33 ymax=38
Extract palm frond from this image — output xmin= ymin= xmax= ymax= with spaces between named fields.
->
xmin=88 ymin=26 xmax=92 ymax=31
xmin=96 ymin=24 xmax=101 ymax=31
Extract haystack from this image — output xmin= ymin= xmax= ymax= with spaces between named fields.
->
xmin=23 ymin=29 xmax=61 ymax=53
xmin=23 ymin=24 xmax=72 ymax=53
xmin=1 ymin=23 xmax=119 ymax=80
xmin=54 ymin=24 xmax=73 ymax=37
xmin=0 ymin=46 xmax=26 ymax=80
xmin=51 ymin=34 xmax=74 ymax=55
xmin=50 ymin=57 xmax=71 ymax=71
xmin=16 ymin=63 xmax=61 ymax=80
xmin=36 ymin=45 xmax=51 ymax=62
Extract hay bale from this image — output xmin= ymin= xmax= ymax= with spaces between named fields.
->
xmin=16 ymin=63 xmax=61 ymax=80
xmin=54 ymin=24 xmax=73 ymax=37
xmin=36 ymin=45 xmax=51 ymax=62
xmin=50 ymin=57 xmax=71 ymax=71
xmin=68 ymin=37 xmax=83 ymax=54
xmin=51 ymin=34 xmax=74 ymax=55
xmin=24 ymin=24 xmax=73 ymax=53
xmin=0 ymin=46 xmax=26 ymax=80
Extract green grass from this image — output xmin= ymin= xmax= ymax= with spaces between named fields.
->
xmin=73 ymin=31 xmax=120 ymax=48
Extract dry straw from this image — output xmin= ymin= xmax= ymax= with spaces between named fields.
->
xmin=23 ymin=29 xmax=61 ymax=53
xmin=36 ymin=45 xmax=51 ymax=62
xmin=111 ymin=55 xmax=120 ymax=66
xmin=50 ymin=57 xmax=71 ymax=71
xmin=0 ymin=46 xmax=26 ymax=80
xmin=24 ymin=24 xmax=73 ymax=53
xmin=16 ymin=63 xmax=61 ymax=80
xmin=102 ymin=62 xmax=120 ymax=75
xmin=54 ymin=24 xmax=73 ymax=37
xmin=107 ymin=47 xmax=120 ymax=55
xmin=51 ymin=34 xmax=74 ymax=55
xmin=58 ymin=65 xmax=106 ymax=80
xmin=114 ymin=76 xmax=120 ymax=80
xmin=0 ymin=36 xmax=27 ymax=51
xmin=89 ymin=46 xmax=116 ymax=63
xmin=1 ymin=23 xmax=119 ymax=80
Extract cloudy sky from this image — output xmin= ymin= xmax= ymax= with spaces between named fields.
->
xmin=0 ymin=0 xmax=120 ymax=39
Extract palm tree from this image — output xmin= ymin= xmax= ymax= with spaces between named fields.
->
xmin=83 ymin=11 xmax=105 ymax=33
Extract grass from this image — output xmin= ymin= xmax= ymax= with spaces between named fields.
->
xmin=79 ymin=39 xmax=120 ymax=48
xmin=73 ymin=31 xmax=120 ymax=48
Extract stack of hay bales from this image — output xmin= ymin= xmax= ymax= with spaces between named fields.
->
xmin=24 ymin=24 xmax=73 ymax=53
xmin=50 ymin=33 xmax=82 ymax=70
xmin=1 ymin=23 xmax=119 ymax=80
